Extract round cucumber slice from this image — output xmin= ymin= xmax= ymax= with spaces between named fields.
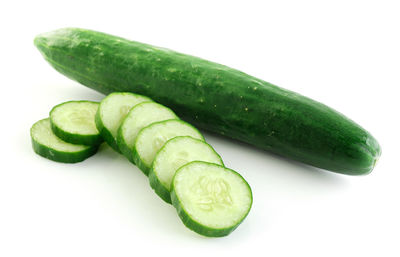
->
xmin=95 ymin=92 xmax=151 ymax=152
xmin=133 ymin=119 xmax=204 ymax=176
xmin=149 ymin=136 xmax=223 ymax=203
xmin=117 ymin=102 xmax=178 ymax=164
xmin=31 ymin=118 xmax=98 ymax=163
xmin=171 ymin=161 xmax=252 ymax=237
xmin=50 ymin=100 xmax=102 ymax=145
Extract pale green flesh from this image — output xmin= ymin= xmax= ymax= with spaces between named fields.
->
xmin=51 ymin=101 xmax=99 ymax=135
xmin=174 ymin=162 xmax=252 ymax=229
xmin=31 ymin=119 xmax=90 ymax=152
xmin=120 ymin=102 xmax=177 ymax=149
xmin=99 ymin=93 xmax=151 ymax=138
xmin=135 ymin=120 xmax=204 ymax=168
xmin=153 ymin=137 xmax=223 ymax=192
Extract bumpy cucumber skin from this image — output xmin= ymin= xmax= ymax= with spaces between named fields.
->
xmin=34 ymin=28 xmax=381 ymax=175
xmin=170 ymin=161 xmax=252 ymax=237
xmin=50 ymin=100 xmax=103 ymax=146
xmin=94 ymin=110 xmax=121 ymax=153
xmin=149 ymin=136 xmax=224 ymax=204
xmin=31 ymin=119 xmax=98 ymax=163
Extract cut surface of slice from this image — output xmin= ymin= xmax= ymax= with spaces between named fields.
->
xmin=133 ymin=119 xmax=204 ymax=175
xmin=31 ymin=118 xmax=98 ymax=163
xmin=117 ymin=102 xmax=178 ymax=163
xmin=149 ymin=136 xmax=223 ymax=203
xmin=50 ymin=100 xmax=102 ymax=145
xmin=95 ymin=92 xmax=151 ymax=152
xmin=171 ymin=161 xmax=252 ymax=237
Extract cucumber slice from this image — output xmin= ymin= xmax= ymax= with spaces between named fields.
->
xmin=149 ymin=136 xmax=223 ymax=203
xmin=95 ymin=92 xmax=151 ymax=152
xmin=171 ymin=161 xmax=252 ymax=237
xmin=31 ymin=118 xmax=98 ymax=163
xmin=50 ymin=100 xmax=102 ymax=145
xmin=133 ymin=119 xmax=204 ymax=175
xmin=117 ymin=102 xmax=178 ymax=164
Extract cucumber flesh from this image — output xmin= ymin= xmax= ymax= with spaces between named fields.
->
xmin=50 ymin=100 xmax=102 ymax=145
xmin=171 ymin=161 xmax=252 ymax=237
xmin=95 ymin=92 xmax=151 ymax=152
xmin=133 ymin=119 xmax=204 ymax=175
xmin=149 ymin=136 xmax=223 ymax=203
xmin=117 ymin=102 xmax=178 ymax=164
xmin=31 ymin=118 xmax=98 ymax=163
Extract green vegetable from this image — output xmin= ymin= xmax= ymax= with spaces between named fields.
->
xmin=133 ymin=119 xmax=204 ymax=175
xmin=31 ymin=118 xmax=98 ymax=163
xmin=34 ymin=28 xmax=381 ymax=175
xmin=95 ymin=92 xmax=151 ymax=152
xmin=50 ymin=100 xmax=102 ymax=145
xmin=117 ymin=101 xmax=178 ymax=164
xmin=149 ymin=136 xmax=224 ymax=203
xmin=171 ymin=161 xmax=252 ymax=237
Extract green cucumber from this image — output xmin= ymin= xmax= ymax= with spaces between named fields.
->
xmin=34 ymin=28 xmax=381 ymax=175
xmin=95 ymin=92 xmax=151 ymax=152
xmin=31 ymin=118 xmax=98 ymax=163
xmin=171 ymin=161 xmax=252 ymax=237
xmin=117 ymin=101 xmax=178 ymax=164
xmin=133 ymin=119 xmax=204 ymax=176
xmin=50 ymin=100 xmax=102 ymax=145
xmin=149 ymin=136 xmax=224 ymax=204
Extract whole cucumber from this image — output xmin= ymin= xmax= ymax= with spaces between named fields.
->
xmin=34 ymin=28 xmax=381 ymax=175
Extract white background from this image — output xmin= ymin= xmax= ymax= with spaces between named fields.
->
xmin=1 ymin=1 xmax=399 ymax=256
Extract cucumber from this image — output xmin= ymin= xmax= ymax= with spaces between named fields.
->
xmin=117 ymin=102 xmax=178 ymax=164
xmin=95 ymin=92 xmax=151 ymax=152
xmin=149 ymin=136 xmax=224 ymax=203
xmin=31 ymin=118 xmax=98 ymax=163
xmin=50 ymin=100 xmax=102 ymax=145
xmin=171 ymin=161 xmax=252 ymax=237
xmin=34 ymin=28 xmax=381 ymax=175
xmin=133 ymin=119 xmax=204 ymax=175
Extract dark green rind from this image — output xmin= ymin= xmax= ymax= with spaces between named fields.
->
xmin=132 ymin=144 xmax=149 ymax=176
xmin=49 ymin=101 xmax=103 ymax=146
xmin=148 ymin=167 xmax=172 ymax=203
xmin=34 ymin=28 xmax=382 ymax=175
xmin=116 ymin=128 xmax=136 ymax=164
xmin=132 ymin=119 xmax=206 ymax=176
xmin=149 ymin=136 xmax=224 ymax=204
xmin=170 ymin=161 xmax=252 ymax=237
xmin=50 ymin=120 xmax=103 ymax=146
xmin=31 ymin=119 xmax=98 ymax=163
xmin=94 ymin=108 xmax=121 ymax=153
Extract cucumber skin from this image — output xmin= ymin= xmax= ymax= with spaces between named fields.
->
xmin=50 ymin=121 xmax=103 ymax=146
xmin=31 ymin=119 xmax=99 ymax=163
xmin=32 ymin=138 xmax=98 ymax=163
xmin=34 ymin=28 xmax=381 ymax=175
xmin=94 ymin=109 xmax=121 ymax=153
xmin=170 ymin=161 xmax=252 ymax=237
xmin=50 ymin=100 xmax=103 ymax=146
xmin=132 ymin=145 xmax=150 ymax=176
xmin=148 ymin=168 xmax=171 ymax=203
xmin=116 ymin=128 xmax=136 ymax=164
